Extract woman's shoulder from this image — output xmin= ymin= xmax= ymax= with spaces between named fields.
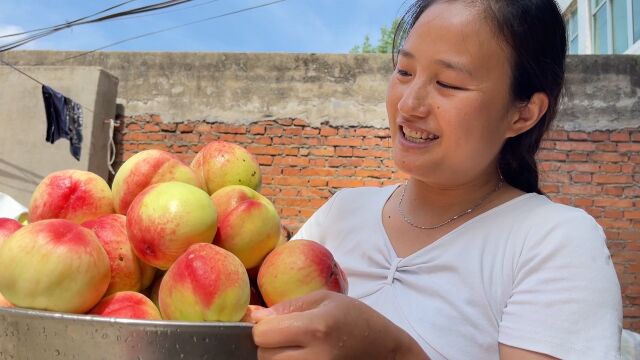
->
xmin=512 ymin=193 xmax=602 ymax=231
xmin=332 ymin=184 xmax=399 ymax=202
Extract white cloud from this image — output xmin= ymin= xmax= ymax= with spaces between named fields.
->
xmin=0 ymin=24 xmax=37 ymax=49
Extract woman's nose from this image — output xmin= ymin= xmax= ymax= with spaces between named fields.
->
xmin=397 ymin=82 xmax=431 ymax=118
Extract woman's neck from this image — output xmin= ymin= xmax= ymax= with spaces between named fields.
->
xmin=401 ymin=171 xmax=504 ymax=228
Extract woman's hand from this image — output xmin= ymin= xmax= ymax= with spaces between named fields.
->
xmin=251 ymin=290 xmax=429 ymax=360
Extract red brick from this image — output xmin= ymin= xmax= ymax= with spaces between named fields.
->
xmin=309 ymin=178 xmax=328 ymax=187
xmin=568 ymin=131 xmax=589 ymax=140
xmin=285 ymin=128 xmax=303 ymax=136
xmin=302 ymin=128 xmax=320 ymax=136
xmin=264 ymin=127 xmax=284 ymax=136
xmin=293 ymin=119 xmax=309 ymax=126
xmin=590 ymin=153 xmax=628 ymax=162
xmin=571 ymin=173 xmax=592 ymax=183
xmin=320 ymin=127 xmax=338 ymax=136
xmin=328 ymin=179 xmax=365 ymax=188
xmin=335 ymin=147 xmax=354 ymax=157
xmin=273 ymin=176 xmax=309 ymax=186
xmin=560 ymin=185 xmax=602 ymax=195
xmin=141 ymin=143 xmax=169 ymax=151
xmin=353 ymin=148 xmax=390 ymax=158
xmin=250 ymin=125 xmax=266 ymax=134
xmin=310 ymin=147 xmax=335 ymax=156
xmin=255 ymin=137 xmax=272 ymax=145
xmin=554 ymin=141 xmax=595 ymax=151
xmin=592 ymin=174 xmax=633 ymax=184
xmin=177 ymin=133 xmax=199 ymax=143
xmin=540 ymin=140 xmax=555 ymax=149
xmin=355 ymin=169 xmax=394 ymax=179
xmin=150 ymin=114 xmax=162 ymax=123
xmin=595 ymin=143 xmax=617 ymax=151
xmin=324 ymin=137 xmax=364 ymax=147
xmin=604 ymin=210 xmax=624 ymax=219
xmin=246 ymin=145 xmax=281 ymax=155
xmin=545 ymin=130 xmax=568 ymax=140
xmin=177 ymin=123 xmax=195 ymax=133
xmin=588 ymin=131 xmax=610 ymax=141
xmin=337 ymin=169 xmax=356 ymax=176
xmin=567 ymin=153 xmax=589 ymax=161
xmin=541 ymin=172 xmax=570 ymax=182
xmin=273 ymin=157 xmax=310 ymax=167
xmin=594 ymin=199 xmax=634 ymax=208
xmin=276 ymin=119 xmax=294 ymax=126
xmin=363 ymin=138 xmax=384 ymax=147
xmin=574 ymin=198 xmax=594 ymax=207
xmin=625 ymin=211 xmax=640 ymax=220
xmin=537 ymin=150 xmax=567 ymax=161
xmin=631 ymin=131 xmax=640 ymax=141
xmin=126 ymin=123 xmax=143 ymax=131
xmin=611 ymin=131 xmax=631 ymax=142
xmin=300 ymin=168 xmax=335 ymax=177
xmin=338 ymin=128 xmax=357 ymax=137
xmin=600 ymin=164 xmax=622 ymax=173
xmin=160 ymin=123 xmax=177 ymax=132
xmin=617 ymin=143 xmax=640 ymax=152
xmin=540 ymin=183 xmax=559 ymax=193
xmin=603 ymin=186 xmax=625 ymax=196
xmin=255 ymin=155 xmax=273 ymax=165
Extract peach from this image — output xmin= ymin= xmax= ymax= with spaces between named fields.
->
xmin=0 ymin=291 xmax=13 ymax=308
xmin=127 ymin=181 xmax=217 ymax=270
xmin=159 ymin=243 xmax=250 ymax=322
xmin=0 ymin=218 xmax=22 ymax=247
xmin=89 ymin=291 xmax=162 ymax=320
xmin=191 ymin=141 xmax=261 ymax=195
xmin=212 ymin=185 xmax=280 ymax=269
xmin=29 ymin=170 xmax=114 ymax=224
xmin=0 ymin=219 xmax=110 ymax=313
xmin=257 ymin=240 xmax=348 ymax=307
xmin=112 ymin=149 xmax=203 ymax=215
xmin=82 ymin=214 xmax=155 ymax=296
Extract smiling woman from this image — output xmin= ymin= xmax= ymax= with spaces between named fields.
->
xmin=250 ymin=1 xmax=623 ymax=359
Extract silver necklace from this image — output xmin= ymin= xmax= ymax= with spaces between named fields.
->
xmin=397 ymin=177 xmax=504 ymax=230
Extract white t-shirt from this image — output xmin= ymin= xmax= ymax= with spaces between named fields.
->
xmin=292 ymin=185 xmax=622 ymax=360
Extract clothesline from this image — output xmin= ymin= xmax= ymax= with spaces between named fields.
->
xmin=0 ymin=58 xmax=118 ymax=174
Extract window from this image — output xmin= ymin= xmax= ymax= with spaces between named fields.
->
xmin=567 ymin=9 xmax=579 ymax=54
xmin=592 ymin=0 xmax=640 ymax=53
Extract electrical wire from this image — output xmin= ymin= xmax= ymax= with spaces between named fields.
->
xmin=0 ymin=0 xmax=196 ymax=53
xmin=51 ymin=0 xmax=288 ymax=64
xmin=0 ymin=0 xmax=141 ymax=39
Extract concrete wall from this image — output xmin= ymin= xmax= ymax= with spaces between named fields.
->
xmin=0 ymin=66 xmax=118 ymax=205
xmin=2 ymin=51 xmax=638 ymax=131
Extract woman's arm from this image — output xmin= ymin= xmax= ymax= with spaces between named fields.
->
xmin=251 ymin=290 xmax=429 ymax=360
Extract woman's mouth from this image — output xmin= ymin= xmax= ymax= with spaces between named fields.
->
xmin=400 ymin=125 xmax=440 ymax=144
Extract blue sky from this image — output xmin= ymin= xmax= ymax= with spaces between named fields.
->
xmin=0 ymin=0 xmax=407 ymax=53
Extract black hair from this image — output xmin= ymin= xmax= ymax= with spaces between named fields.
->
xmin=392 ymin=0 xmax=567 ymax=194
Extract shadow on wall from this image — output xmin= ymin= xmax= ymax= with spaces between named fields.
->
xmin=0 ymin=158 xmax=44 ymax=199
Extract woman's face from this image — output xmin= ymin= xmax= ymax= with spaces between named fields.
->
xmin=387 ymin=1 xmax=518 ymax=186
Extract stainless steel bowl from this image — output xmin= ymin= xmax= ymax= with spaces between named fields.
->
xmin=0 ymin=307 xmax=257 ymax=360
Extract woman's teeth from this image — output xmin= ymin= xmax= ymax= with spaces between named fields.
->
xmin=402 ymin=127 xmax=439 ymax=143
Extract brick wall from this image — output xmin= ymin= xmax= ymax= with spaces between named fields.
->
xmin=115 ymin=114 xmax=640 ymax=331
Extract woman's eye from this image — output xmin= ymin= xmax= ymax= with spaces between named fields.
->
xmin=436 ymin=81 xmax=464 ymax=90
xmin=396 ymin=69 xmax=412 ymax=77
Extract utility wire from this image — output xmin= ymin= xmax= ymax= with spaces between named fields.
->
xmin=0 ymin=0 xmax=195 ymax=52
xmin=0 ymin=0 xmax=141 ymax=39
xmin=107 ymin=0 xmax=222 ymax=21
xmin=51 ymin=0 xmax=288 ymax=64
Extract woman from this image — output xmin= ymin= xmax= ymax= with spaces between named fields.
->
xmin=251 ymin=0 xmax=623 ymax=359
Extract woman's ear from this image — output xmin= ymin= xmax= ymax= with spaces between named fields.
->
xmin=506 ymin=92 xmax=549 ymax=138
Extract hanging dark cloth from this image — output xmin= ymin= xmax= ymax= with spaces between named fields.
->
xmin=64 ymin=97 xmax=83 ymax=161
xmin=41 ymin=85 xmax=83 ymax=161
